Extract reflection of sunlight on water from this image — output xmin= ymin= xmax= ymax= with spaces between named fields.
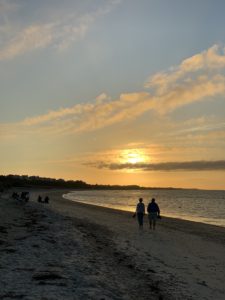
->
xmin=63 ymin=189 xmax=225 ymax=228
xmin=63 ymin=198 xmax=135 ymax=213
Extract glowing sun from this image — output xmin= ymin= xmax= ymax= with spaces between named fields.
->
xmin=120 ymin=149 xmax=147 ymax=164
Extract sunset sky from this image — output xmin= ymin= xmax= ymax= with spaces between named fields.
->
xmin=1 ymin=0 xmax=225 ymax=189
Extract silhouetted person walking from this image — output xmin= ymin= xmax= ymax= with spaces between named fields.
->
xmin=147 ymin=198 xmax=160 ymax=230
xmin=135 ymin=198 xmax=145 ymax=229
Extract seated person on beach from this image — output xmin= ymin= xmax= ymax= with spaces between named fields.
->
xmin=37 ymin=195 xmax=42 ymax=203
xmin=135 ymin=198 xmax=145 ymax=229
xmin=44 ymin=196 xmax=49 ymax=203
xmin=21 ymin=191 xmax=29 ymax=202
xmin=12 ymin=192 xmax=19 ymax=200
xmin=147 ymin=198 xmax=160 ymax=230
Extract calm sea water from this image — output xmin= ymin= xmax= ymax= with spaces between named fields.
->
xmin=63 ymin=189 xmax=225 ymax=227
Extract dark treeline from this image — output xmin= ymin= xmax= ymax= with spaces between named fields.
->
xmin=0 ymin=174 xmax=154 ymax=191
xmin=0 ymin=174 xmax=89 ymax=190
xmin=0 ymin=174 xmax=182 ymax=191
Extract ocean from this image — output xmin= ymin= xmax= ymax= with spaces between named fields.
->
xmin=63 ymin=189 xmax=225 ymax=227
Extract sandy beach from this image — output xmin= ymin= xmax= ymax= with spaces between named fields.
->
xmin=1 ymin=189 xmax=225 ymax=300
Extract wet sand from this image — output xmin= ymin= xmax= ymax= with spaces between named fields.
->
xmin=1 ymin=189 xmax=225 ymax=299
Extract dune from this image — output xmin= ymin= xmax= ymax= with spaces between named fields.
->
xmin=0 ymin=189 xmax=225 ymax=299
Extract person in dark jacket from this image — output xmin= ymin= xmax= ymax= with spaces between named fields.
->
xmin=147 ymin=198 xmax=160 ymax=230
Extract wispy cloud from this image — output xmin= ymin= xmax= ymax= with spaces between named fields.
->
xmin=89 ymin=160 xmax=225 ymax=172
xmin=1 ymin=44 xmax=225 ymax=138
xmin=0 ymin=0 xmax=19 ymax=38
xmin=0 ymin=0 xmax=120 ymax=60
xmin=154 ymin=74 xmax=225 ymax=114
xmin=145 ymin=44 xmax=225 ymax=94
xmin=175 ymin=122 xmax=225 ymax=135
xmin=0 ymin=0 xmax=18 ymax=15
xmin=18 ymin=74 xmax=225 ymax=136
xmin=0 ymin=23 xmax=54 ymax=60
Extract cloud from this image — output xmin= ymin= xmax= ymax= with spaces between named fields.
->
xmin=0 ymin=24 xmax=54 ymax=60
xmin=0 ymin=0 xmax=18 ymax=14
xmin=155 ymin=74 xmax=225 ymax=114
xmin=145 ymin=44 xmax=225 ymax=95
xmin=1 ymin=44 xmax=225 ymax=139
xmin=175 ymin=122 xmax=225 ymax=135
xmin=0 ymin=0 xmax=19 ymax=38
xmin=89 ymin=160 xmax=225 ymax=172
xmin=95 ymin=93 xmax=111 ymax=104
xmin=18 ymin=73 xmax=225 ymax=135
xmin=0 ymin=0 xmax=121 ymax=60
xmin=1 ymin=91 xmax=152 ymax=138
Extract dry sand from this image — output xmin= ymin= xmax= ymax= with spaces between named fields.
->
xmin=0 ymin=189 xmax=225 ymax=300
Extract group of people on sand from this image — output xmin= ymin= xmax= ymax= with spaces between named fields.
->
xmin=12 ymin=191 xmax=30 ymax=202
xmin=37 ymin=195 xmax=49 ymax=204
xmin=11 ymin=192 xmax=50 ymax=204
xmin=134 ymin=198 xmax=160 ymax=230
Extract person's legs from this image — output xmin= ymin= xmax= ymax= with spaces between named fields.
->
xmin=153 ymin=219 xmax=156 ymax=230
xmin=137 ymin=213 xmax=143 ymax=229
xmin=153 ymin=212 xmax=157 ymax=229
xmin=137 ymin=213 xmax=141 ymax=227
xmin=149 ymin=213 xmax=157 ymax=229
xmin=148 ymin=215 xmax=152 ymax=229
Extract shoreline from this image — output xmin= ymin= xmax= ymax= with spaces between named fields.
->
xmin=62 ymin=192 xmax=225 ymax=236
xmin=62 ymin=189 xmax=225 ymax=229
xmin=4 ymin=187 xmax=225 ymax=228
xmin=1 ymin=189 xmax=225 ymax=299
xmin=60 ymin=192 xmax=225 ymax=246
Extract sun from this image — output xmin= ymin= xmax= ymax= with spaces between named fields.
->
xmin=126 ymin=152 xmax=142 ymax=164
xmin=120 ymin=149 xmax=148 ymax=164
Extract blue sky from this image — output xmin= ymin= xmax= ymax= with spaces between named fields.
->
xmin=1 ymin=0 xmax=225 ymax=189
xmin=1 ymin=0 xmax=225 ymax=121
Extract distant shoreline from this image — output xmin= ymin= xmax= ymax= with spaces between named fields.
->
xmin=1 ymin=174 xmax=225 ymax=192
xmin=4 ymin=184 xmax=225 ymax=193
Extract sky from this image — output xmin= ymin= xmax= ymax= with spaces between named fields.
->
xmin=1 ymin=0 xmax=225 ymax=190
